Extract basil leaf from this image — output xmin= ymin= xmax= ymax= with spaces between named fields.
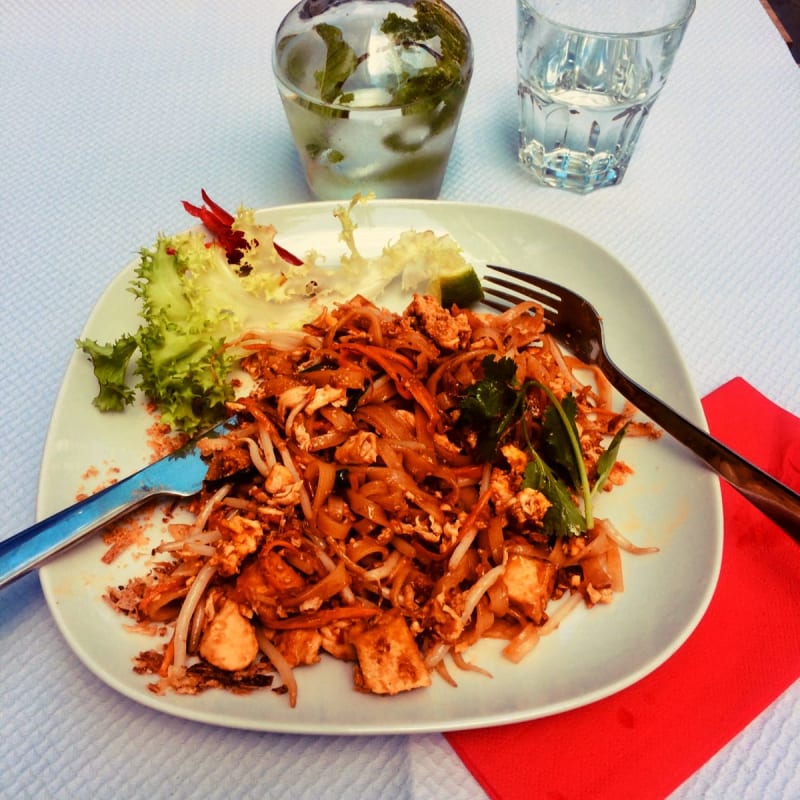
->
xmin=459 ymin=356 xmax=520 ymax=460
xmin=542 ymin=393 xmax=582 ymax=490
xmin=593 ymin=422 xmax=629 ymax=497
xmin=523 ymin=457 xmax=586 ymax=537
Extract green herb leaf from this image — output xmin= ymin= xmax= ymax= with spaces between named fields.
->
xmin=522 ymin=456 xmax=586 ymax=537
xmin=313 ymin=23 xmax=360 ymax=104
xmin=77 ymin=334 xmax=139 ymax=412
xmin=592 ymin=422 xmax=629 ymax=498
xmin=459 ymin=356 xmax=520 ymax=460
xmin=542 ymin=392 xmax=582 ymax=489
xmin=535 ymin=383 xmax=594 ymax=529
xmin=306 ymin=142 xmax=346 ymax=163
xmin=460 ymin=355 xmax=517 ymax=418
xmin=379 ymin=0 xmax=471 ymax=128
xmin=381 ymin=1 xmax=470 ymax=68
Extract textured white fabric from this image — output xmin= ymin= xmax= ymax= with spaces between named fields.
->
xmin=1 ymin=0 xmax=798 ymax=798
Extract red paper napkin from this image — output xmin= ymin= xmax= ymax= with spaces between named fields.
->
xmin=446 ymin=378 xmax=800 ymax=800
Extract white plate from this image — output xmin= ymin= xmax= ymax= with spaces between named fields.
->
xmin=38 ymin=200 xmax=723 ymax=734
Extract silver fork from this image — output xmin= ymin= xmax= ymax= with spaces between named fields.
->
xmin=482 ymin=264 xmax=800 ymax=542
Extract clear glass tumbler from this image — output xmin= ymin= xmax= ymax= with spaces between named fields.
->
xmin=517 ymin=0 xmax=695 ymax=193
xmin=273 ymin=0 xmax=473 ymax=201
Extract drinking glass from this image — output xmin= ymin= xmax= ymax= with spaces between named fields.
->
xmin=517 ymin=0 xmax=695 ymax=193
xmin=273 ymin=0 xmax=473 ymax=200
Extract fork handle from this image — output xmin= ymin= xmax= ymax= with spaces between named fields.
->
xmin=603 ymin=359 xmax=800 ymax=542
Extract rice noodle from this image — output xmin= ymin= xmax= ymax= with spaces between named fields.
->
xmin=502 ymin=623 xmax=540 ymax=663
xmin=312 ymin=541 xmax=357 ymax=605
xmin=115 ymin=295 xmax=658 ymax=704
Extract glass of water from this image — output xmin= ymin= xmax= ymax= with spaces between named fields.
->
xmin=273 ymin=0 xmax=473 ymax=201
xmin=517 ymin=0 xmax=695 ymax=193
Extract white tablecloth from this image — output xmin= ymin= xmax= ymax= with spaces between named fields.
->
xmin=1 ymin=1 xmax=798 ymax=797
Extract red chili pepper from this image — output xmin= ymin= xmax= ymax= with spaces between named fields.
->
xmin=273 ymin=240 xmax=304 ymax=266
xmin=183 ymin=196 xmax=247 ymax=263
xmin=200 ymin=188 xmax=235 ymax=225
xmin=183 ymin=190 xmax=304 ymax=268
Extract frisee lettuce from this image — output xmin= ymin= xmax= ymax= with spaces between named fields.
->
xmin=78 ymin=192 xmax=479 ymax=435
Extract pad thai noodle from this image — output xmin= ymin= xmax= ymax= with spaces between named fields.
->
xmin=107 ymin=294 xmax=658 ymax=705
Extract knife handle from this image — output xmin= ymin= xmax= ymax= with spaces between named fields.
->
xmin=0 ymin=474 xmax=160 ymax=590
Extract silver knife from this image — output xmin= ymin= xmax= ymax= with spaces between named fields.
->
xmin=0 ymin=415 xmax=240 ymax=590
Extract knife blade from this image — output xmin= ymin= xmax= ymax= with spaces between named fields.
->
xmin=0 ymin=414 xmax=240 ymax=590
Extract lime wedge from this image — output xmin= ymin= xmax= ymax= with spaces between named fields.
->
xmin=432 ymin=266 xmax=484 ymax=307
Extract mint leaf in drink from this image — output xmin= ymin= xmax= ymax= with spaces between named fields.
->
xmin=313 ymin=23 xmax=359 ymax=103
xmin=306 ymin=142 xmax=346 ymax=163
xmin=382 ymin=1 xmax=469 ymax=67
xmin=415 ymin=0 xmax=470 ymax=65
xmin=385 ymin=68 xmax=455 ymax=111
xmin=380 ymin=1 xmax=471 ymax=139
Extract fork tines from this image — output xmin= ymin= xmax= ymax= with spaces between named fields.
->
xmin=482 ymin=264 xmax=561 ymax=316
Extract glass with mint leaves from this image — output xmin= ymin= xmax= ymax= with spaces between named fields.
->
xmin=273 ymin=0 xmax=473 ymax=200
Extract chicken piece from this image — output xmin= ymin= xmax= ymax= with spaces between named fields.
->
xmin=427 ymin=590 xmax=466 ymax=643
xmin=236 ymin=559 xmax=275 ymax=620
xmin=502 ymin=554 xmax=556 ymax=624
xmin=603 ymin=460 xmax=634 ymax=489
xmin=261 ymin=549 xmax=306 ymax=594
xmin=351 ymin=612 xmax=431 ymax=695
xmin=264 ymin=463 xmax=303 ymax=505
xmin=489 ymin=469 xmax=515 ymax=509
xmin=433 ymin=432 xmax=462 ymax=460
xmin=305 ymin=385 xmax=348 ymax=414
xmin=202 ymin=442 xmax=252 ymax=482
xmin=406 ymin=295 xmax=471 ymax=351
xmin=199 ymin=599 xmax=259 ymax=672
xmin=500 ymin=443 xmax=528 ymax=475
xmin=235 ymin=546 xmax=310 ymax=625
xmin=585 ymin=582 xmax=614 ymax=606
xmin=319 ymin=622 xmax=357 ymax=661
xmin=273 ymin=629 xmax=322 ymax=667
xmin=291 ymin=419 xmax=312 ymax=451
xmin=507 ymin=487 xmax=551 ymax=526
xmin=334 ymin=431 xmax=378 ymax=464
xmin=212 ymin=516 xmax=264 ymax=577
xmin=277 ymin=384 xmax=314 ymax=421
